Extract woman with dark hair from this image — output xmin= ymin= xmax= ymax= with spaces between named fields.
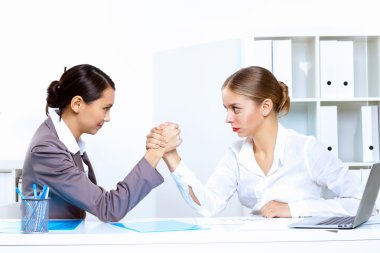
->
xmin=22 ymin=64 xmax=181 ymax=222
xmin=147 ymin=66 xmax=363 ymax=218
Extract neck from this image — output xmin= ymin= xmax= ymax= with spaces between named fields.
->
xmin=252 ymin=117 xmax=278 ymax=155
xmin=61 ymin=112 xmax=81 ymax=141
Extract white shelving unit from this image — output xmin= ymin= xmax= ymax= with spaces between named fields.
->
xmin=243 ymin=35 xmax=380 ymax=169
xmin=0 ymin=160 xmax=23 ymax=206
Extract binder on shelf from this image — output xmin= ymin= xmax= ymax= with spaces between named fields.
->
xmin=242 ymin=39 xmax=272 ymax=70
xmin=336 ymin=41 xmax=354 ymax=98
xmin=272 ymin=40 xmax=292 ymax=99
xmin=320 ymin=106 xmax=339 ymax=157
xmin=361 ymin=106 xmax=380 ymax=162
xmin=320 ymin=40 xmax=338 ymax=98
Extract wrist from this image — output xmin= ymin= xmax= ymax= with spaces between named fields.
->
xmin=163 ymin=150 xmax=181 ymax=172
xmin=163 ymin=149 xmax=177 ymax=162
xmin=144 ymin=148 xmax=165 ymax=169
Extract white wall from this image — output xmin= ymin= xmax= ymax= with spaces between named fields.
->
xmin=1 ymin=0 xmax=380 ymax=219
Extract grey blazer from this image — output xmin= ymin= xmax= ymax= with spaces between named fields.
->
xmin=22 ymin=117 xmax=164 ymax=222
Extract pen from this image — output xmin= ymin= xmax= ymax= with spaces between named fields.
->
xmin=15 ymin=187 xmax=25 ymax=199
xmin=44 ymin=187 xmax=49 ymax=199
xmin=39 ymin=185 xmax=49 ymax=199
xmin=33 ymin=184 xmax=38 ymax=199
xmin=15 ymin=187 xmax=33 ymax=210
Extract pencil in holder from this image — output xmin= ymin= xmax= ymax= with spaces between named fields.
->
xmin=20 ymin=197 xmax=49 ymax=233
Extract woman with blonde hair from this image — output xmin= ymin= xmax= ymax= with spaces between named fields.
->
xmin=147 ymin=66 xmax=363 ymax=218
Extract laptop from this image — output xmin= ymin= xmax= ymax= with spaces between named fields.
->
xmin=289 ymin=163 xmax=380 ymax=229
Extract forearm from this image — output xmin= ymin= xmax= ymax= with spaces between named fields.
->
xmin=163 ymin=149 xmax=181 ymax=172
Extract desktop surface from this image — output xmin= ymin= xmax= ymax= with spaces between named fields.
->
xmin=1 ymin=216 xmax=380 ymax=252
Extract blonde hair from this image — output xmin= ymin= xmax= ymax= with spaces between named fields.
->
xmin=222 ymin=66 xmax=290 ymax=116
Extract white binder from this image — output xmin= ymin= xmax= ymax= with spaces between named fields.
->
xmin=242 ymin=39 xmax=272 ymax=70
xmin=336 ymin=41 xmax=354 ymax=98
xmin=320 ymin=106 xmax=339 ymax=157
xmin=272 ymin=40 xmax=292 ymax=98
xmin=361 ymin=106 xmax=380 ymax=162
xmin=320 ymin=41 xmax=338 ymax=98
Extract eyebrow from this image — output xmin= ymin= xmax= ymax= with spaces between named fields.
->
xmin=223 ymin=103 xmax=242 ymax=108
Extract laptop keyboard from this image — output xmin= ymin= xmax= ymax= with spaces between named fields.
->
xmin=317 ymin=216 xmax=355 ymax=226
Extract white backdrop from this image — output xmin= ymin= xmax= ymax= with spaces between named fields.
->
xmin=1 ymin=0 xmax=380 ymax=219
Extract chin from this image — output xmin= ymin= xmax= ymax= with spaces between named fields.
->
xmin=87 ymin=129 xmax=99 ymax=135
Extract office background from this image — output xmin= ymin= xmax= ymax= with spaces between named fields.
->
xmin=0 ymin=0 xmax=379 ymax=219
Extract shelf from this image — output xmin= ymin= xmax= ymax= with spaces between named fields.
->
xmin=249 ymin=35 xmax=380 ymax=167
xmin=0 ymin=160 xmax=23 ymax=172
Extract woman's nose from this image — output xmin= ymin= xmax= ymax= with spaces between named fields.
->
xmin=225 ymin=111 xmax=233 ymax=123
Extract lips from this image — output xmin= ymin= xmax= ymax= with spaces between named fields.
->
xmin=232 ymin=128 xmax=240 ymax=132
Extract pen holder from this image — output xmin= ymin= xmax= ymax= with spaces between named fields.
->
xmin=21 ymin=198 xmax=49 ymax=233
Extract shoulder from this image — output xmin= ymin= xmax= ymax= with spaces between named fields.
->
xmin=23 ymin=119 xmax=74 ymax=175
xmin=28 ymin=118 xmax=67 ymax=154
xmin=281 ymin=126 xmax=318 ymax=147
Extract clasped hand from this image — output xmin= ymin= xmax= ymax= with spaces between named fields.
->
xmin=146 ymin=122 xmax=182 ymax=155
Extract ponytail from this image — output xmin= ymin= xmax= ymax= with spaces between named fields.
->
xmin=277 ymin=81 xmax=290 ymax=116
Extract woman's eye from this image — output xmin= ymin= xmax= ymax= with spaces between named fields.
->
xmin=232 ymin=107 xmax=240 ymax=113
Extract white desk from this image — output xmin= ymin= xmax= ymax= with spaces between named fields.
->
xmin=1 ymin=216 xmax=380 ymax=252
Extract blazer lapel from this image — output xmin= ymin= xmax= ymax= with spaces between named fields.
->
xmin=72 ymin=151 xmax=85 ymax=172
xmin=82 ymin=152 xmax=97 ymax=185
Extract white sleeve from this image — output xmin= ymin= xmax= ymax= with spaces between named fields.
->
xmin=171 ymin=149 xmax=239 ymax=217
xmin=289 ymin=137 xmax=363 ymax=217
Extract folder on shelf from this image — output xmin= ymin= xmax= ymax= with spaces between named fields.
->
xmin=336 ymin=41 xmax=354 ymax=98
xmin=320 ymin=106 xmax=339 ymax=157
xmin=242 ymin=39 xmax=272 ymax=70
xmin=272 ymin=40 xmax=292 ymax=98
xmin=361 ymin=106 xmax=380 ymax=162
xmin=320 ymin=41 xmax=338 ymax=98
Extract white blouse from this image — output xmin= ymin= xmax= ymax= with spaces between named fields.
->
xmin=171 ymin=124 xmax=364 ymax=217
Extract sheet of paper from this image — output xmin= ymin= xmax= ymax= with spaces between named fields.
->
xmin=111 ymin=220 xmax=206 ymax=233
xmin=48 ymin=220 xmax=82 ymax=230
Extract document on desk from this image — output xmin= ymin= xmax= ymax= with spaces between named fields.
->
xmin=111 ymin=220 xmax=206 ymax=233
xmin=48 ymin=219 xmax=82 ymax=230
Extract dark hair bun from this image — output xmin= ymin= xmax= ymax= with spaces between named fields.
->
xmin=46 ymin=80 xmax=61 ymax=108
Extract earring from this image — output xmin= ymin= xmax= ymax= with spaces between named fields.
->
xmin=262 ymin=111 xmax=267 ymax=117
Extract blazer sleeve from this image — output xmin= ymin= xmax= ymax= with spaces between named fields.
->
xmin=29 ymin=137 xmax=164 ymax=222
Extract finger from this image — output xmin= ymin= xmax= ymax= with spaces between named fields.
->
xmin=147 ymin=132 xmax=166 ymax=141
xmin=158 ymin=122 xmax=170 ymax=129
xmin=168 ymin=122 xmax=179 ymax=129
xmin=146 ymin=143 xmax=160 ymax=149
xmin=146 ymin=137 xmax=166 ymax=147
xmin=152 ymin=132 xmax=166 ymax=141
